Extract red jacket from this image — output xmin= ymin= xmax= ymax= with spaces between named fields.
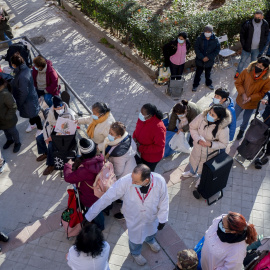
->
xmin=32 ymin=60 xmax=60 ymax=96
xmin=63 ymin=155 xmax=104 ymax=208
xmin=133 ymin=115 xmax=166 ymax=163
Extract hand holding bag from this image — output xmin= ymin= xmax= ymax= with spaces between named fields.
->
xmin=169 ymin=132 xmax=191 ymax=154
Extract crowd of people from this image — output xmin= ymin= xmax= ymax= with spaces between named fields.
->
xmin=0 ymin=7 xmax=270 ymax=270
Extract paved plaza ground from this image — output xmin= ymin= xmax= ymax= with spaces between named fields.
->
xmin=0 ymin=0 xmax=269 ymax=269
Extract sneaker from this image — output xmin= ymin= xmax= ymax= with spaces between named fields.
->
xmin=26 ymin=124 xmax=36 ymax=133
xmin=146 ymin=240 xmax=160 ymax=253
xmin=114 ymin=212 xmax=125 ymax=220
xmin=182 ymin=171 xmax=198 ymax=178
xmin=35 ymin=129 xmax=43 ymax=137
xmin=234 ymin=72 xmax=240 ymax=79
xmin=236 ymin=130 xmax=244 ymax=140
xmin=43 ymin=165 xmax=54 ymax=175
xmin=0 ymin=160 xmax=6 ymax=174
xmin=0 ymin=232 xmax=9 ymax=242
xmin=132 ymin=254 xmax=147 ymax=266
xmin=13 ymin=143 xmax=21 ymax=153
xmin=193 ymin=189 xmax=201 ymax=199
xmin=207 ymin=85 xmax=214 ymax=90
xmin=3 ymin=140 xmax=14 ymax=150
xmin=36 ymin=154 xmax=47 ymax=162
xmin=192 ymin=86 xmax=198 ymax=92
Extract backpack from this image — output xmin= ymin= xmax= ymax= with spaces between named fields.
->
xmin=86 ymin=161 xmax=117 ymax=198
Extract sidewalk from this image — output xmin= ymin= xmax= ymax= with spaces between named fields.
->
xmin=0 ymin=0 xmax=269 ymax=269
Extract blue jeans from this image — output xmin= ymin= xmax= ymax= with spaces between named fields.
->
xmin=237 ymin=49 xmax=260 ymax=74
xmin=36 ymin=133 xmax=54 ymax=166
xmin=4 ymin=32 xmax=12 ymax=47
xmin=129 ymin=233 xmax=156 ymax=255
xmin=235 ymin=103 xmax=254 ymax=132
xmin=259 ymin=31 xmax=270 ymax=56
xmin=44 ymin=94 xmax=53 ymax=107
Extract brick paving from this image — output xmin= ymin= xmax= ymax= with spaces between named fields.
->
xmin=0 ymin=0 xmax=269 ymax=269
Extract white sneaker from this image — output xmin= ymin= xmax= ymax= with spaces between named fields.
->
xmin=35 ymin=129 xmax=43 ymax=137
xmin=0 ymin=160 xmax=7 ymax=174
xmin=132 ymin=254 xmax=147 ymax=266
xmin=26 ymin=124 xmax=36 ymax=133
xmin=147 ymin=240 xmax=160 ymax=253
xmin=182 ymin=171 xmax=198 ymax=178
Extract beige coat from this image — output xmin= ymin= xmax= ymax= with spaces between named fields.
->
xmin=189 ymin=109 xmax=231 ymax=174
xmin=77 ymin=112 xmax=115 ymax=149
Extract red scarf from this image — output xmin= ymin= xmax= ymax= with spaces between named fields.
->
xmin=254 ymin=69 xmax=268 ymax=80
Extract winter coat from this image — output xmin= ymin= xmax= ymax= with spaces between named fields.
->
xmin=168 ymin=101 xmax=202 ymax=132
xmin=189 ymin=109 xmax=231 ymax=174
xmin=163 ymin=39 xmax=191 ymax=67
xmin=11 ymin=64 xmax=40 ymax=119
xmin=0 ymin=87 xmax=18 ymax=130
xmin=201 ymin=215 xmax=247 ymax=270
xmin=0 ymin=8 xmax=13 ymax=39
xmin=240 ymin=19 xmax=269 ymax=53
xmin=108 ymin=135 xmax=137 ymax=179
xmin=262 ymin=91 xmax=270 ymax=124
xmin=77 ymin=113 xmax=115 ymax=150
xmin=63 ymin=155 xmax=104 ymax=208
xmin=265 ymin=10 xmax=270 ymax=26
xmin=32 ymin=60 xmax=60 ymax=96
xmin=43 ymin=102 xmax=76 ymax=141
xmin=194 ymin=33 xmax=220 ymax=68
xmin=133 ymin=115 xmax=166 ymax=163
xmin=235 ymin=61 xmax=270 ymax=110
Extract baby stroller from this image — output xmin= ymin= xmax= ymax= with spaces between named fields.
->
xmin=234 ymin=101 xmax=270 ymax=168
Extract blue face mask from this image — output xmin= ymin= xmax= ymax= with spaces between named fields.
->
xmin=178 ymin=38 xmax=184 ymax=44
xmin=132 ymin=183 xmax=142 ymax=188
xmin=108 ymin=134 xmax=115 ymax=142
xmin=213 ymin=98 xmax=220 ymax=104
xmin=92 ymin=115 xmax=99 ymax=120
xmin=34 ymin=66 xmax=39 ymax=71
xmin=207 ymin=113 xmax=215 ymax=122
xmin=219 ymin=220 xmax=226 ymax=233
xmin=178 ymin=114 xmax=185 ymax=118
xmin=139 ymin=112 xmax=146 ymax=122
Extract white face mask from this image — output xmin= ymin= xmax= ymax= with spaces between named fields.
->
xmin=204 ymin=32 xmax=212 ymax=38
xmin=56 ymin=108 xmax=64 ymax=115
xmin=178 ymin=38 xmax=185 ymax=44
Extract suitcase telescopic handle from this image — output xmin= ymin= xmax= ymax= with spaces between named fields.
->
xmin=206 ymin=149 xmax=220 ymax=159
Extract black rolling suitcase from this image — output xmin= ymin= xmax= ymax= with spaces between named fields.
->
xmin=198 ymin=150 xmax=233 ymax=205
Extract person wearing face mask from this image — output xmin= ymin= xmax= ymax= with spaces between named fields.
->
xmin=133 ymin=103 xmax=166 ymax=171
xmin=64 ymin=138 xmax=105 ymax=230
xmin=163 ymin=32 xmax=191 ymax=79
xmin=85 ymin=164 xmax=169 ymax=266
xmin=76 ymin=102 xmax=115 ymax=150
xmin=181 ymin=105 xmax=231 ymax=198
xmin=192 ymin=25 xmax=220 ymax=92
xmin=36 ymin=96 xmax=76 ymax=175
xmin=211 ymin=88 xmax=236 ymax=141
xmin=32 ymin=55 xmax=60 ymax=107
xmin=10 ymin=52 xmax=43 ymax=137
xmin=168 ymin=100 xmax=202 ymax=147
xmin=173 ymin=249 xmax=198 ymax=270
xmin=235 ymin=10 xmax=269 ymax=79
xmin=201 ymin=212 xmax=257 ymax=270
xmin=234 ymin=56 xmax=270 ymax=140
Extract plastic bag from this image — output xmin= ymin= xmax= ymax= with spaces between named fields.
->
xmin=169 ymin=132 xmax=191 ymax=154
xmin=194 ymin=236 xmax=204 ymax=270
xmin=157 ymin=67 xmax=171 ymax=84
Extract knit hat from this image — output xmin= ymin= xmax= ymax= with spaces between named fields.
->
xmin=79 ymin=138 xmax=95 ymax=155
xmin=177 ymin=249 xmax=198 ymax=270
xmin=204 ymin=24 xmax=213 ymax=32
xmin=53 ymin=96 xmax=63 ymax=108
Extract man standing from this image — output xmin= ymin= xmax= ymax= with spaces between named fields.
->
xmin=258 ymin=9 xmax=270 ymax=57
xmin=235 ymin=56 xmax=270 ymax=140
xmin=192 ymin=25 xmax=220 ymax=92
xmin=235 ymin=10 xmax=269 ymax=79
xmin=85 ymin=164 xmax=169 ymax=266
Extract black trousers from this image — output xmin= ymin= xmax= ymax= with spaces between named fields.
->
xmin=193 ymin=65 xmax=213 ymax=87
xmin=135 ymin=155 xmax=159 ymax=172
xmin=29 ymin=115 xmax=43 ymax=130
xmin=170 ymin=61 xmax=185 ymax=80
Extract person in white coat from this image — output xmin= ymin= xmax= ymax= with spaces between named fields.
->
xmin=201 ymin=212 xmax=257 ymax=270
xmin=76 ymin=102 xmax=115 ymax=150
xmin=85 ymin=164 xmax=169 ymax=266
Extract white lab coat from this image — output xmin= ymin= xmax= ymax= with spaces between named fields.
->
xmin=85 ymin=172 xmax=169 ymax=244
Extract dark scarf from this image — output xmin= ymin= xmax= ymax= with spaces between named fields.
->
xmin=139 ymin=180 xmax=151 ymax=194
xmin=217 ymin=220 xmax=247 ymax=244
xmin=54 ymin=110 xmax=59 ymax=120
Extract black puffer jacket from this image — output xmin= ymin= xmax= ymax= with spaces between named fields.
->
xmin=240 ymin=19 xmax=269 ymax=53
xmin=163 ymin=39 xmax=191 ymax=67
xmin=11 ymin=64 xmax=40 ymax=119
xmin=194 ymin=33 xmax=220 ymax=68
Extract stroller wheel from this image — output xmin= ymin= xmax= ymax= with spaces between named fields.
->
xmin=261 ymin=156 xmax=269 ymax=165
xmin=254 ymin=159 xmax=262 ymax=170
